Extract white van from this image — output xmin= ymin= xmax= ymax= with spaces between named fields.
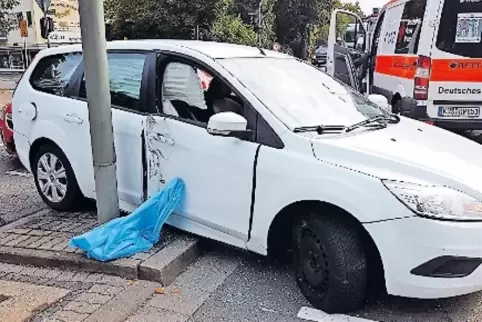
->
xmin=328 ymin=0 xmax=482 ymax=132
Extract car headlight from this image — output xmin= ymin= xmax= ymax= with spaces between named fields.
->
xmin=383 ymin=180 xmax=482 ymax=221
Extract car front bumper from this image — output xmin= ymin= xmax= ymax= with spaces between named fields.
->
xmin=365 ymin=216 xmax=482 ymax=299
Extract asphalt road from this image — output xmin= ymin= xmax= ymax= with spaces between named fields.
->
xmin=187 ymin=247 xmax=482 ymax=322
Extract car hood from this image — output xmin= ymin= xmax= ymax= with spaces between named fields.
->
xmin=311 ymin=117 xmax=482 ymax=198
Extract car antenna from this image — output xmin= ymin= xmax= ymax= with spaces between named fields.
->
xmin=258 ymin=47 xmax=266 ymax=56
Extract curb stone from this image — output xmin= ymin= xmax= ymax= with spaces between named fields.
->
xmin=139 ymin=236 xmax=202 ymax=285
xmin=0 ymin=232 xmax=202 ymax=285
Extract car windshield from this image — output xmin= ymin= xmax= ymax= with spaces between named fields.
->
xmin=218 ymin=57 xmax=387 ymax=129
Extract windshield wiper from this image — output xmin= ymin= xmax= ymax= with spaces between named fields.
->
xmin=345 ymin=114 xmax=400 ymax=133
xmin=293 ymin=125 xmax=346 ymax=134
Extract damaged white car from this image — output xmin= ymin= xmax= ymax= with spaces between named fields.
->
xmin=12 ymin=40 xmax=482 ymax=313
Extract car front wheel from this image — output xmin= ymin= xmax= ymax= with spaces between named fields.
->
xmin=32 ymin=144 xmax=82 ymax=211
xmin=293 ymin=212 xmax=368 ymax=313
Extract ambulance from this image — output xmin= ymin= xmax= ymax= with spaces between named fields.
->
xmin=327 ymin=0 xmax=482 ymax=132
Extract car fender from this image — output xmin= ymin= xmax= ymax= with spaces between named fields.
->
xmin=247 ymin=147 xmax=403 ymax=255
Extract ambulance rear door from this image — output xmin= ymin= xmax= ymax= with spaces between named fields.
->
xmin=428 ymin=0 xmax=482 ymax=125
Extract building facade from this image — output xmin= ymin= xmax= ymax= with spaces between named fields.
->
xmin=0 ymin=0 xmax=81 ymax=69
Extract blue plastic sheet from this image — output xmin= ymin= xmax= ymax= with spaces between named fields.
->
xmin=69 ymin=178 xmax=185 ymax=262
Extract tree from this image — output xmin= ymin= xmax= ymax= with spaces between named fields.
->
xmin=104 ymin=0 xmax=219 ymax=40
xmin=211 ymin=0 xmax=257 ymax=45
xmin=0 ymin=0 xmax=19 ymax=35
xmin=275 ymin=0 xmax=328 ymax=59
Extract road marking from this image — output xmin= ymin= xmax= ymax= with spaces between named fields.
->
xmin=297 ymin=307 xmax=379 ymax=322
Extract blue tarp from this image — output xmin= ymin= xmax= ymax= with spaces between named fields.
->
xmin=69 ymin=178 xmax=185 ymax=262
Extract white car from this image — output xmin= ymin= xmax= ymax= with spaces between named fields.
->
xmin=12 ymin=40 xmax=482 ymax=313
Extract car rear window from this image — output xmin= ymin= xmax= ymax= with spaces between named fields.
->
xmin=29 ymin=52 xmax=82 ymax=96
xmin=436 ymin=0 xmax=482 ymax=57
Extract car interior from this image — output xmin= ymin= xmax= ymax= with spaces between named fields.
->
xmin=161 ymin=62 xmax=245 ymax=124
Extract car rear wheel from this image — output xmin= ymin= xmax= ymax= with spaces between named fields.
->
xmin=32 ymin=144 xmax=82 ymax=211
xmin=293 ymin=212 xmax=368 ymax=313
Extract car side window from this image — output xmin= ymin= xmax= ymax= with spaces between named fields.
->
xmin=29 ymin=52 xmax=82 ymax=96
xmin=79 ymin=52 xmax=147 ymax=112
xmin=160 ymin=61 xmax=245 ymax=126
xmin=395 ymin=0 xmax=427 ymax=54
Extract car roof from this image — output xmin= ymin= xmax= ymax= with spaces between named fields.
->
xmin=39 ymin=39 xmax=291 ymax=60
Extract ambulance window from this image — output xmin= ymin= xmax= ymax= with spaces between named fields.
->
xmin=395 ymin=0 xmax=427 ymax=55
xmin=371 ymin=11 xmax=385 ymax=56
xmin=436 ymin=1 xmax=482 ymax=58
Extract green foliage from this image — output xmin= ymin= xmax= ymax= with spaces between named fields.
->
xmin=104 ymin=0 xmax=365 ymax=58
xmin=211 ymin=0 xmax=257 ymax=45
xmin=0 ymin=0 xmax=19 ymax=34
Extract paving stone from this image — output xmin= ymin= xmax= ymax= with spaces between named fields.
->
xmin=32 ymin=268 xmax=52 ymax=278
xmin=126 ymin=306 xmax=189 ymax=322
xmin=0 ymin=263 xmax=23 ymax=274
xmin=38 ymin=237 xmax=64 ymax=250
xmin=10 ymin=228 xmax=32 ymax=234
xmin=146 ymin=285 xmax=211 ymax=316
xmin=0 ymin=233 xmax=17 ymax=244
xmin=83 ymin=273 xmax=105 ymax=283
xmin=4 ymin=234 xmax=30 ymax=246
xmin=74 ymin=292 xmax=113 ymax=305
xmin=28 ymin=230 xmax=53 ymax=237
xmin=44 ymin=269 xmax=63 ymax=279
xmin=50 ymin=310 xmax=89 ymax=322
xmin=63 ymin=301 xmax=102 ymax=315
xmin=16 ymin=236 xmax=41 ymax=248
xmin=51 ymin=240 xmax=70 ymax=251
xmin=83 ymin=281 xmax=159 ymax=322
xmin=20 ymin=266 xmax=38 ymax=277
xmin=131 ymin=252 xmax=152 ymax=261
xmin=56 ymin=271 xmax=76 ymax=282
xmin=88 ymin=284 xmax=124 ymax=296
xmin=71 ymin=272 xmax=91 ymax=282
xmin=98 ymin=275 xmax=128 ymax=286
xmin=58 ymin=221 xmax=83 ymax=232
xmin=28 ymin=236 xmax=54 ymax=248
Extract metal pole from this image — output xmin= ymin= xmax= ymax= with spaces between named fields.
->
xmin=78 ymin=0 xmax=120 ymax=224
xmin=257 ymin=0 xmax=262 ymax=47
xmin=196 ymin=24 xmax=199 ymax=40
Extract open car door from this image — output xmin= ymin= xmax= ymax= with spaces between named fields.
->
xmin=327 ymin=9 xmax=370 ymax=94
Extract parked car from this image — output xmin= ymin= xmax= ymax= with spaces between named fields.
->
xmin=312 ymin=45 xmax=328 ymax=69
xmin=12 ymin=40 xmax=482 ymax=313
xmin=0 ymin=101 xmax=15 ymax=154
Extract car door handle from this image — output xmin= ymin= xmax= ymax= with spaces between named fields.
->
xmin=153 ymin=133 xmax=174 ymax=145
xmin=63 ymin=114 xmax=83 ymax=124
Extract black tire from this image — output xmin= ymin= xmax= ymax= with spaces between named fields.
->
xmin=293 ymin=212 xmax=368 ymax=313
xmin=392 ymin=99 xmax=402 ymax=114
xmin=32 ymin=144 xmax=82 ymax=211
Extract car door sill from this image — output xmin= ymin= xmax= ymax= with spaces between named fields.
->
xmin=166 ymin=212 xmax=249 ymax=250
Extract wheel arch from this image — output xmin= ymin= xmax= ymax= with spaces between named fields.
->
xmin=267 ymin=200 xmax=386 ymax=293
xmin=29 ymin=137 xmax=62 ymax=172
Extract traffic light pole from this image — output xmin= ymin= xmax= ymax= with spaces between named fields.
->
xmin=78 ymin=0 xmax=120 ymax=224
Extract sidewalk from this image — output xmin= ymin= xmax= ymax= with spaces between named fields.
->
xmin=0 ymin=209 xmax=201 ymax=285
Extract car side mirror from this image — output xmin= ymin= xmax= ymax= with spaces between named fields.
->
xmin=368 ymin=94 xmax=390 ymax=112
xmin=207 ymin=112 xmax=252 ymax=139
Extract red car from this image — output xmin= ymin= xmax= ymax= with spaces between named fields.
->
xmin=0 ymin=102 xmax=15 ymax=154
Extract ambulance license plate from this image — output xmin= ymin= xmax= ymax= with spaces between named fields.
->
xmin=438 ymin=107 xmax=480 ymax=118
